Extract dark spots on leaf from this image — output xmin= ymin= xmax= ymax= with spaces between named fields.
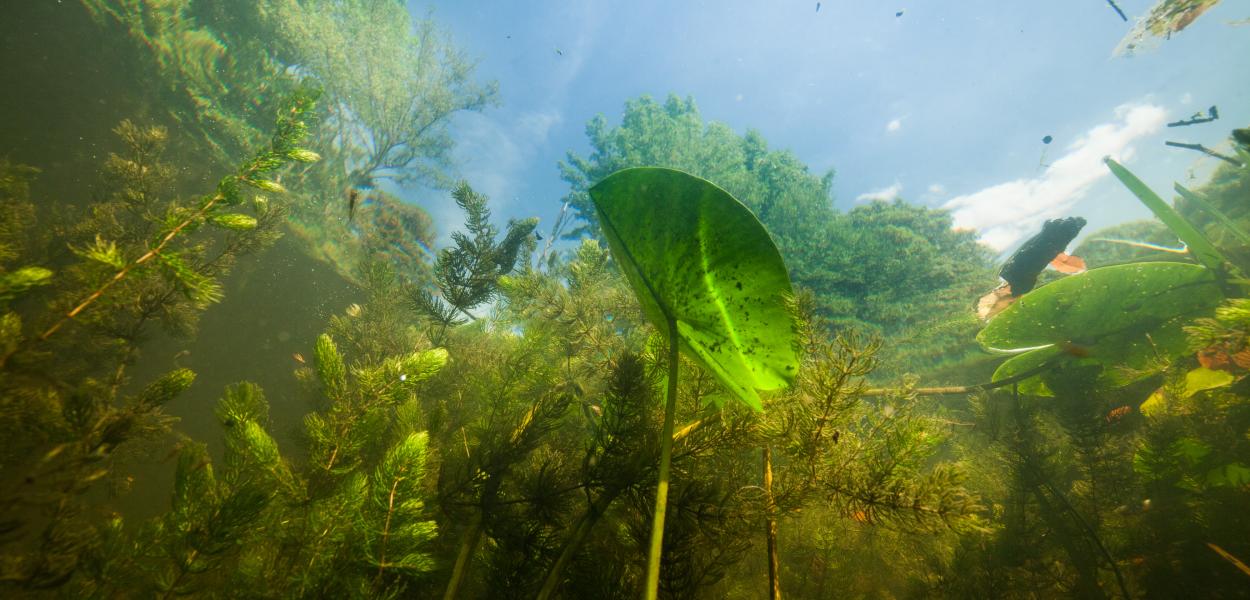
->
xmin=735 ymin=281 xmax=743 ymax=291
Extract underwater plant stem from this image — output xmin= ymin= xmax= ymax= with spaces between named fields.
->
xmin=1105 ymin=0 xmax=1128 ymax=21
xmin=1207 ymin=542 xmax=1250 ymax=578
xmin=861 ymin=361 xmax=1055 ymax=397
xmin=161 ymin=547 xmax=200 ymax=600
xmin=537 ymin=489 xmax=620 ymax=600
xmin=763 ymin=445 xmax=782 ymax=600
xmin=442 ymin=513 xmax=483 ymax=600
xmin=40 ymin=170 xmax=248 ymax=341
xmin=1034 ymin=472 xmax=1130 ymax=599
xmin=644 ymin=319 xmax=680 ymax=600
xmin=374 ymin=478 xmax=402 ymax=584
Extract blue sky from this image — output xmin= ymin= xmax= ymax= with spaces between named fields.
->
xmin=405 ymin=0 xmax=1250 ymax=253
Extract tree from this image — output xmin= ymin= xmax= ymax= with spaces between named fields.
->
xmin=559 ymin=95 xmax=997 ymax=379
xmin=82 ymin=0 xmax=499 ymax=284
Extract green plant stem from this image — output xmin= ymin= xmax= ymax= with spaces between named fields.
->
xmin=1034 ymin=471 xmax=1130 ymax=600
xmin=861 ymin=361 xmax=1055 ymax=397
xmin=644 ymin=319 xmax=680 ymax=600
xmin=442 ymin=513 xmax=483 ymax=600
xmin=536 ymin=489 xmax=620 ymax=600
xmin=1174 ymin=183 xmax=1250 ymax=247
xmin=763 ymin=445 xmax=781 ymax=600
xmin=39 ymin=193 xmax=225 ymax=341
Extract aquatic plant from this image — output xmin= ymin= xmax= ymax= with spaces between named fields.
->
xmin=45 ymin=89 xmax=319 ymax=340
xmin=1113 ymin=0 xmax=1225 ymax=57
xmin=587 ymin=166 xmax=800 ymax=599
xmin=83 ymin=0 xmax=498 ymax=287
xmin=0 ymin=160 xmax=52 ymax=306
xmin=429 ymin=319 xmax=576 ymax=600
xmin=285 ymin=188 xmax=439 ymax=289
xmin=947 ymin=145 xmax=1250 ymax=598
xmin=1105 ymin=158 xmax=1230 ymax=273
xmin=981 ymin=262 xmax=1224 ymax=395
xmin=976 ymin=158 xmax=1246 ymax=396
xmin=561 ymin=94 xmax=996 ymax=377
xmin=82 ymin=0 xmax=279 ymax=164
xmin=0 ymin=89 xmax=317 ymax=592
xmin=409 ymin=182 xmax=538 ymax=342
xmin=59 ymin=331 xmax=446 ymax=597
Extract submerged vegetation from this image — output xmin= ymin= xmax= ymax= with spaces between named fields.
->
xmin=2 ymin=1 xmax=1250 ymax=598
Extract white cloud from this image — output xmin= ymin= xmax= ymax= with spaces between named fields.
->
xmin=942 ymin=102 xmax=1167 ymax=251
xmin=927 ymin=183 xmax=946 ymax=195
xmin=428 ymin=109 xmax=563 ymax=244
xmin=886 ymin=117 xmax=903 ymax=133
xmin=856 ymin=181 xmax=903 ymax=203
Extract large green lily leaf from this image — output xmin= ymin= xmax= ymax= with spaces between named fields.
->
xmin=589 ymin=167 xmax=799 ymax=410
xmin=979 ymin=262 xmax=1222 ymax=393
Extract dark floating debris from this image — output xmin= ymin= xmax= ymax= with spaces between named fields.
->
xmin=1042 ymin=135 xmax=1053 ymax=144
xmin=555 ymin=48 xmax=563 ymax=56
xmin=895 ymin=10 xmax=904 ymax=17
xmin=1167 ymin=105 xmax=1219 ymax=127
xmin=816 ymin=2 xmax=821 ymax=12
xmin=976 ymin=217 xmax=1087 ymax=320
xmin=1234 ymin=128 xmax=1250 ymax=148
xmin=1165 ymin=140 xmax=1243 ymax=167
xmin=347 ymin=188 xmax=360 ymax=223
xmin=1105 ymin=0 xmax=1129 ymax=22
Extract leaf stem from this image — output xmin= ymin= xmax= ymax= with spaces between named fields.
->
xmin=644 ymin=319 xmax=680 ymax=600
xmin=40 ymin=192 xmax=226 ymax=341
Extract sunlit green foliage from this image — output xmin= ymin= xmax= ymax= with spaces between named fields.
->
xmin=982 ymin=262 xmax=1224 ymax=394
xmin=62 ymin=336 xmax=445 ymax=598
xmin=82 ymin=0 xmax=497 ymax=285
xmin=943 ymin=135 xmax=1250 ymax=599
xmin=9 ymin=6 xmax=1250 ymax=592
xmin=410 ymin=182 xmax=538 ymax=334
xmin=560 ymin=95 xmax=996 ymax=378
xmin=589 ymin=167 xmax=800 ymax=411
xmin=0 ymin=92 xmax=315 ymax=593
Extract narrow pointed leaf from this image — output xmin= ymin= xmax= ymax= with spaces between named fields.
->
xmin=210 ymin=213 xmax=258 ymax=231
xmin=1104 ymin=157 xmax=1226 ymax=271
xmin=1173 ymin=183 xmax=1250 ymax=247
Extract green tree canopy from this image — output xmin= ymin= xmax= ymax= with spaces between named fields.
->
xmin=560 ymin=94 xmax=996 ymax=376
xmin=84 ymin=0 xmax=498 ymax=284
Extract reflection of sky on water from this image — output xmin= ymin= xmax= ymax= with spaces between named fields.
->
xmin=408 ymin=0 xmax=1249 ymax=253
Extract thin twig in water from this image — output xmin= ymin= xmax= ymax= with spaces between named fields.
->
xmin=1105 ymin=0 xmax=1128 ymax=21
xmin=862 ymin=362 xmax=1053 ymax=397
xmin=1165 ymin=141 xmax=1243 ymax=167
